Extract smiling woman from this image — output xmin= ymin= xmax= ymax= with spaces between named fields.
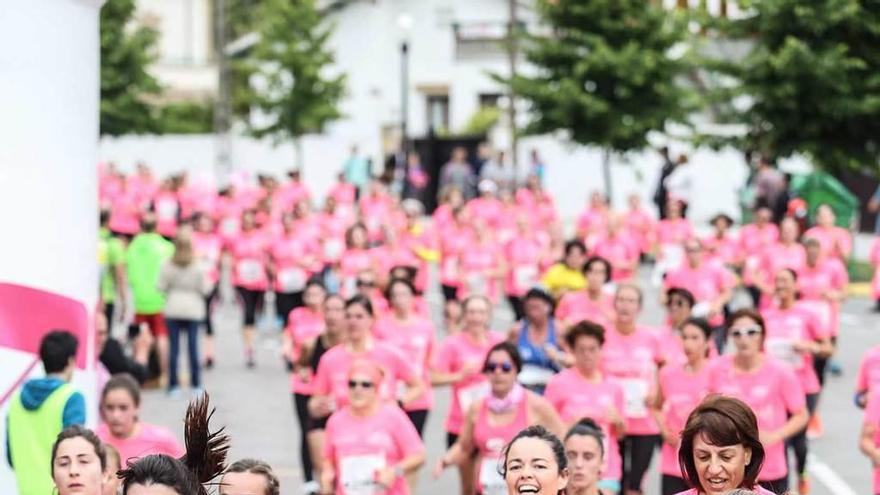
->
xmin=501 ymin=425 xmax=569 ymax=495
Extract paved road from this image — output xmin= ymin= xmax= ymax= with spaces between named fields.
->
xmin=139 ymin=267 xmax=880 ymax=495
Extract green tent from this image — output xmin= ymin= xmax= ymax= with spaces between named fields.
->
xmin=791 ymin=172 xmax=860 ymax=229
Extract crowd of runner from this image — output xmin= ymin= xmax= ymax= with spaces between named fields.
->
xmin=7 ymin=158 xmax=880 ymax=495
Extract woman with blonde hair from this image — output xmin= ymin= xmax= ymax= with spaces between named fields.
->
xmin=159 ymin=229 xmax=212 ymax=397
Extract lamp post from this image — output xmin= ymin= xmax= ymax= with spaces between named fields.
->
xmin=397 ymin=13 xmax=413 ymax=196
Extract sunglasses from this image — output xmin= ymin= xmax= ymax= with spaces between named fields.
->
xmin=730 ymin=327 xmax=762 ymax=339
xmin=347 ymin=380 xmax=374 ymax=389
xmin=484 ymin=362 xmax=514 ymax=373
xmin=356 ymin=280 xmax=375 ymax=287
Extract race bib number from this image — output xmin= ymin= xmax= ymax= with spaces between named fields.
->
xmin=621 ymin=378 xmax=649 ymax=418
xmin=457 ymin=381 xmax=490 ymax=413
xmin=660 ymin=244 xmax=684 ymax=268
xmin=339 ymin=454 xmax=385 ymax=495
xmin=278 ymin=267 xmax=307 ymax=293
xmin=765 ymin=338 xmax=802 ymax=369
xmin=514 ymin=265 xmax=538 ymax=292
xmin=479 ymin=457 xmax=506 ymax=495
xmin=324 ymin=239 xmax=344 ymax=259
xmin=518 ymin=364 xmax=555 ymax=388
xmin=156 ymin=200 xmax=178 ymax=220
xmin=221 ymin=217 xmax=238 ymax=236
xmin=237 ymin=259 xmax=262 ymax=283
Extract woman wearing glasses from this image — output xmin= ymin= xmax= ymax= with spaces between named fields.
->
xmin=321 ymin=359 xmax=426 ymax=495
xmin=544 ymin=321 xmax=625 ymax=494
xmin=435 ymin=342 xmax=564 ymax=495
xmin=707 ymin=309 xmax=809 ymax=493
xmin=658 ymin=287 xmax=696 ymax=366
xmin=652 ymin=318 xmax=713 ymax=495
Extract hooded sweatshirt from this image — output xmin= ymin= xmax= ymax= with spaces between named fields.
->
xmin=5 ymin=377 xmax=85 ymax=467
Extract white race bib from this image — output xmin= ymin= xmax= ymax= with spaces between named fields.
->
xmin=457 ymin=381 xmax=490 ymax=413
xmin=621 ymin=378 xmax=649 ymax=418
xmin=479 ymin=457 xmax=506 ymax=495
xmin=156 ymin=200 xmax=178 ymax=220
xmin=765 ymin=337 xmax=802 ymax=368
xmin=237 ymin=259 xmax=262 ymax=283
xmin=513 ymin=265 xmax=538 ymax=291
xmin=339 ymin=454 xmax=385 ymax=495
xmin=324 ymin=239 xmax=344 ymax=259
xmin=221 ymin=217 xmax=238 ymax=235
xmin=517 ymin=364 xmax=555 ymax=387
xmin=278 ymin=267 xmax=307 ymax=293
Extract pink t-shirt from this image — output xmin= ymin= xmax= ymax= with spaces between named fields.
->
xmin=863 ymin=393 xmax=880 ymax=494
xmin=555 ymin=291 xmax=614 ymax=329
xmin=674 ymin=487 xmax=775 ymax=495
xmin=108 ymin=192 xmax=143 ymax=235
xmin=797 ymin=258 xmax=848 ymax=336
xmin=757 ymin=242 xmax=807 ymax=287
xmin=576 ymin=208 xmax=608 ymax=248
xmin=654 ymin=219 xmax=694 ymax=248
xmin=702 ymin=232 xmax=739 ymax=266
xmin=287 ymin=307 xmax=325 ymax=394
xmin=374 ymin=315 xmax=436 ymax=411
xmin=623 ymin=208 xmax=655 ymax=254
xmin=230 ymin=230 xmax=269 ymax=290
xmin=191 ymin=231 xmax=223 ymax=285
xmin=329 ymin=182 xmax=357 ymax=206
xmin=601 ymin=326 xmax=664 ymax=435
xmin=804 ymin=225 xmax=852 ymax=259
xmin=738 ymin=223 xmax=779 ymax=258
xmin=457 ymin=241 xmax=502 ymax=302
xmin=438 ymin=225 xmax=473 ymax=287
xmin=339 ymin=248 xmax=374 ymax=297
xmin=707 ymin=355 xmax=806 ymax=481
xmin=664 ymin=264 xmax=734 ymax=325
xmin=467 ymin=197 xmax=503 ymax=227
xmin=312 ymin=341 xmax=418 ymax=410
xmin=856 ymin=345 xmax=880 ymax=396
xmin=592 ymin=233 xmax=640 ymax=281
xmin=153 ymin=191 xmax=180 ymax=238
xmin=271 ymin=234 xmax=319 ymax=294
xmin=319 ymin=212 xmax=350 ymax=264
xmin=324 ymin=404 xmax=424 ymax=495
xmin=96 ymin=423 xmax=184 ymax=468
xmin=761 ymin=304 xmax=826 ymax=394
xmin=658 ymin=364 xmax=710 ymax=476
xmin=433 ymin=331 xmax=506 ymax=434
xmin=544 ymin=369 xmax=625 ymax=480
xmin=504 ymin=237 xmax=544 ymax=296
xmin=870 ymin=237 xmax=880 ymax=299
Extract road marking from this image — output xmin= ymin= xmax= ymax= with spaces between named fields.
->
xmin=808 ymin=454 xmax=859 ymax=495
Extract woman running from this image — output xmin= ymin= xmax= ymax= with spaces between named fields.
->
xmin=509 ymin=288 xmax=565 ymax=394
xmin=653 ymin=318 xmax=713 ymax=495
xmin=230 ymin=209 xmax=269 ymax=368
xmin=544 ymin=321 xmax=626 ymax=494
xmin=564 ymin=419 xmax=607 ymax=495
xmin=436 ymin=342 xmax=563 ymax=495
xmin=321 ymin=359 xmax=426 ymax=495
xmin=52 ymin=426 xmax=107 ymax=495
xmin=859 ymin=393 xmax=880 ymax=495
xmin=271 ymin=212 xmax=321 ymax=326
xmin=504 ymin=216 xmax=546 ymax=320
xmin=503 ymin=425 xmax=570 ymax=495
xmin=556 ymin=256 xmax=615 ymax=330
xmin=339 ymin=223 xmax=374 ymax=297
xmin=190 ymin=213 xmax=222 ymax=368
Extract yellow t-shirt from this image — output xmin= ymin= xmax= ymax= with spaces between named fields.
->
xmin=542 ymin=263 xmax=587 ymax=298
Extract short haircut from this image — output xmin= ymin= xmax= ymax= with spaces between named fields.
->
xmin=522 ymin=288 xmax=555 ymax=312
xmin=678 ymin=395 xmax=765 ymax=492
xmin=345 ymin=294 xmax=374 ymax=316
xmin=40 ymin=330 xmax=78 ymax=374
xmin=666 ymin=287 xmax=696 ymax=308
xmin=483 ymin=341 xmax=523 ymax=374
xmin=726 ymin=308 xmax=765 ymax=336
xmin=384 ymin=277 xmax=417 ymax=301
xmin=565 ymin=320 xmax=605 ymax=349
xmin=564 ymin=239 xmax=587 ymax=256
xmin=102 ymin=373 xmax=142 ymax=407
xmin=225 ymin=458 xmax=280 ymax=495
xmin=583 ymin=256 xmax=612 ymax=283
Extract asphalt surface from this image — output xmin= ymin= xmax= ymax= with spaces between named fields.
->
xmin=138 ymin=266 xmax=880 ymax=495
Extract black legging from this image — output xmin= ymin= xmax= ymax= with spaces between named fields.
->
xmin=293 ymin=393 xmax=315 ymax=482
xmin=507 ymin=294 xmax=524 ymax=321
xmin=203 ymin=287 xmax=218 ymax=336
xmin=787 ymin=392 xmax=819 ymax=477
xmin=276 ymin=291 xmax=304 ymax=328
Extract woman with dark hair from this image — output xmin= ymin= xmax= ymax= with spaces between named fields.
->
xmin=230 ymin=209 xmax=269 ymax=368
xmin=658 ymin=287 xmax=696 ymax=366
xmin=270 ymin=211 xmax=321 ymax=326
xmin=504 ymin=215 xmax=547 ymax=320
xmin=189 ymin=212 xmax=222 ymax=368
xmin=509 ymin=288 xmax=565 ymax=394
xmin=564 ymin=419 xmax=605 ymax=495
xmin=675 ymin=395 xmax=771 ymax=495
xmin=435 ymin=342 xmax=564 ymax=495
xmin=309 ymin=296 xmax=423 ymax=424
xmin=541 ymin=240 xmax=588 ymax=299
xmin=502 ymin=425 xmax=570 ymax=495
xmin=52 ymin=425 xmax=107 ymax=495
xmin=545 ymin=321 xmax=625 ymax=494
xmin=707 ymin=309 xmax=808 ymax=493
xmin=555 ymin=256 xmax=615 ymax=330
xmin=97 ymin=374 xmax=184 ymax=468
xmin=653 ymin=318 xmax=713 ymax=495
xmin=118 ymin=394 xmax=229 ymax=495
xmin=339 ymin=223 xmax=374 ymax=298
xmin=375 ymin=278 xmax=437 ymax=436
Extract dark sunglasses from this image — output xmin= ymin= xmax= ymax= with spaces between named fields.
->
xmin=484 ymin=362 xmax=514 ymax=373
xmin=730 ymin=326 xmax=762 ymax=339
xmin=356 ymin=280 xmax=375 ymax=287
xmin=347 ymin=379 xmax=374 ymax=389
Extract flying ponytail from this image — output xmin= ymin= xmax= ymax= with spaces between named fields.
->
xmin=118 ymin=393 xmax=230 ymax=495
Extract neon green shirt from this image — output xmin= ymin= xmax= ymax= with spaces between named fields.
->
xmin=126 ymin=232 xmax=174 ymax=314
xmin=99 ymin=228 xmax=125 ymax=303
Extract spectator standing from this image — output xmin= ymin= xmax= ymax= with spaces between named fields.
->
xmin=653 ymin=146 xmax=676 ymax=219
xmin=439 ymin=147 xmax=476 ymax=200
xmin=342 ymin=145 xmax=371 ymax=199
xmin=664 ymin=154 xmax=694 ymax=218
xmin=6 ymin=331 xmax=86 ymax=495
xmin=480 ymin=151 xmax=516 ymax=191
xmin=529 ymin=148 xmax=546 ymax=184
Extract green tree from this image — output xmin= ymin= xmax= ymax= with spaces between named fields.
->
xmin=708 ymin=0 xmax=880 ymax=176
xmin=501 ymin=0 xmax=694 ymax=200
xmin=237 ymin=0 xmax=346 ymax=165
xmin=100 ymin=0 xmax=162 ymax=136
xmin=157 ymin=101 xmax=215 ymax=134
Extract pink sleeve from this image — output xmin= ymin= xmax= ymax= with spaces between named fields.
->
xmin=857 ymin=356 xmax=871 ymax=393
xmin=832 ymin=260 xmax=849 ymax=288
xmin=779 ymin=366 xmax=807 ymax=414
xmin=323 ymin=414 xmax=338 ymax=460
xmin=312 ymin=355 xmax=332 ymax=395
xmin=866 ymin=394 xmax=880 ymax=425
xmin=556 ymin=295 xmax=572 ymax=321
xmin=543 ymin=378 xmax=561 ymax=410
xmin=433 ymin=341 xmax=453 ymax=372
xmin=390 ymin=348 xmax=418 ymax=382
xmin=807 ymin=310 xmax=828 ymax=340
xmin=391 ymin=407 xmax=425 ymax=457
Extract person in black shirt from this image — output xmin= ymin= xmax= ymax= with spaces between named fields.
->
xmin=96 ymin=312 xmax=151 ymax=385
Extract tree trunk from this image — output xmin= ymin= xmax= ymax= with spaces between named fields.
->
xmin=603 ymin=149 xmax=613 ymax=205
xmin=294 ymin=138 xmax=304 ymax=171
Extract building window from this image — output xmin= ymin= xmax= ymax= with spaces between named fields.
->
xmin=427 ymin=94 xmax=450 ymax=133
xmin=478 ymin=93 xmax=503 ymax=108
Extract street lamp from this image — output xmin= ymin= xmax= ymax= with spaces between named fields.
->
xmin=397 ymin=13 xmax=413 ymax=158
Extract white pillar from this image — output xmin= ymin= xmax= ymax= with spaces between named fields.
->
xmin=0 ymin=0 xmax=104 ymax=491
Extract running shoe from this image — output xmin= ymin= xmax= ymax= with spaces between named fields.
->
xmin=807 ymin=413 xmax=823 ymax=439
xmin=798 ymin=474 xmax=810 ymax=494
xmin=301 ymin=480 xmax=320 ymax=495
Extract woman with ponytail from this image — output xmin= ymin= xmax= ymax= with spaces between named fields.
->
xmin=118 ymin=393 xmax=230 ymax=495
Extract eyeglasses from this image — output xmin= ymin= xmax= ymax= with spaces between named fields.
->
xmin=730 ymin=326 xmax=762 ymax=339
xmin=484 ymin=362 xmax=514 ymax=373
xmin=667 ymin=298 xmax=689 ymax=308
xmin=356 ymin=280 xmax=375 ymax=287
xmin=347 ymin=380 xmax=374 ymax=389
